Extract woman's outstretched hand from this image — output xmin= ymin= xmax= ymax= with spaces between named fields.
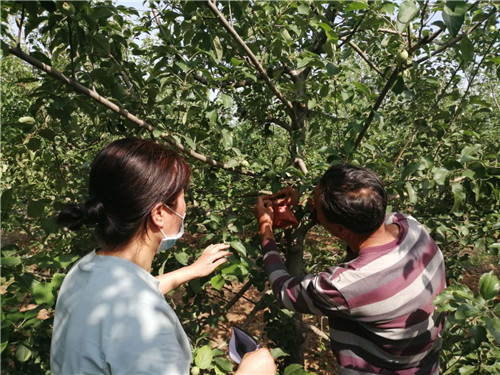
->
xmin=156 ymin=243 xmax=231 ymax=295
xmin=190 ymin=243 xmax=232 ymax=278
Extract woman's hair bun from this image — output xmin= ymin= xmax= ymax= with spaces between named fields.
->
xmin=84 ymin=199 xmax=105 ymax=224
xmin=57 ymin=203 xmax=87 ymax=231
xmin=57 ymin=199 xmax=104 ymax=231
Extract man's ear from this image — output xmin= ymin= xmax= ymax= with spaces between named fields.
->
xmin=150 ymin=202 xmax=165 ymax=228
xmin=324 ymin=222 xmax=347 ymax=238
xmin=334 ymin=224 xmax=348 ymax=238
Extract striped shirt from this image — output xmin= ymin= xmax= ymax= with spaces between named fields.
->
xmin=262 ymin=213 xmax=446 ymax=374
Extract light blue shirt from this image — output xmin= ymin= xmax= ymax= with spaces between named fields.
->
xmin=51 ymin=251 xmax=192 ymax=374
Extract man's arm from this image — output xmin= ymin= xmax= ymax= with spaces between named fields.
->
xmin=255 ymin=196 xmax=348 ymax=315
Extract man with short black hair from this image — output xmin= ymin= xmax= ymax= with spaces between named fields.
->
xmin=255 ymin=164 xmax=446 ymax=375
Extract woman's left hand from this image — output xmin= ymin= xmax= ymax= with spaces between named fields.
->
xmin=190 ymin=243 xmax=232 ymax=278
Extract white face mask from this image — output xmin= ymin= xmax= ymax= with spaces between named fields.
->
xmin=156 ymin=204 xmax=185 ymax=254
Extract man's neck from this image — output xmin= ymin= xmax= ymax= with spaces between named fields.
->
xmin=348 ymin=223 xmax=400 ymax=253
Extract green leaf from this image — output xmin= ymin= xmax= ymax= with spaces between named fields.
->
xmin=397 ymin=0 xmax=418 ymax=24
xmin=220 ymin=94 xmax=233 ymax=109
xmin=92 ymin=34 xmax=111 ymax=55
xmin=210 ymin=274 xmax=224 ymax=291
xmin=280 ymin=28 xmax=292 ymax=42
xmin=271 ymin=347 xmax=290 ymax=359
xmin=432 ymin=167 xmax=449 ymax=185
xmin=174 ymin=251 xmax=189 ymax=265
xmin=352 ymin=82 xmax=371 ymax=97
xmin=469 ymin=325 xmax=487 ymax=347
xmin=31 ymin=281 xmax=55 ymax=306
xmin=15 ymin=344 xmax=32 ymax=362
xmin=213 ymin=36 xmax=223 ymax=63
xmin=1 ymin=257 xmax=21 ymax=267
xmin=206 ymin=109 xmax=217 ymax=125
xmin=51 ymin=273 xmax=66 ymax=290
xmin=297 ymin=3 xmax=310 ymax=15
xmin=1 ymin=339 xmax=8 ymax=354
xmin=27 ymin=200 xmax=45 ymax=218
xmin=479 ymin=271 xmax=499 ymax=300
xmin=26 ymin=137 xmax=41 ymax=151
xmin=284 ymin=363 xmax=311 ymax=375
xmin=402 ymin=162 xmax=420 ymax=179
xmin=345 ymin=0 xmax=369 ymax=12
xmin=442 ymin=1 xmax=467 ymax=37
xmin=459 ymin=365 xmax=476 ymax=375
xmin=459 ymin=36 xmax=474 ymax=62
xmin=230 ymin=241 xmax=246 ymax=256
xmin=460 ymin=144 xmax=481 ymax=163
xmin=221 ymin=129 xmax=233 ymax=150
xmin=405 ymin=182 xmax=417 ymax=204
xmin=214 ymin=357 xmax=233 ymax=372
xmin=326 ymin=63 xmax=341 ymax=76
xmin=486 ymin=317 xmax=500 ymax=344
xmin=451 ymin=183 xmax=465 ymax=212
xmin=391 ymin=76 xmax=405 ymax=95
xmin=194 ymin=345 xmax=213 ymax=370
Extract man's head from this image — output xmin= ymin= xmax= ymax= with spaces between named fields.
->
xmin=314 ymin=164 xmax=387 ymax=236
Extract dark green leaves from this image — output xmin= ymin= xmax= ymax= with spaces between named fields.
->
xmin=459 ymin=36 xmax=474 ymax=63
xmin=442 ymin=1 xmax=467 ymax=37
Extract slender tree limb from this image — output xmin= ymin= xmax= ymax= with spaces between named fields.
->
xmin=339 ymin=13 xmax=365 ymax=48
xmin=206 ymin=0 xmax=294 ymax=113
xmin=393 ymin=61 xmax=463 ymax=166
xmin=352 ymin=68 xmax=400 ymax=153
xmin=433 ymin=29 xmax=499 ymax=158
xmin=17 ymin=4 xmax=25 ymax=47
xmin=267 ymin=117 xmax=292 ymax=133
xmin=294 ymin=158 xmax=308 ymax=175
xmin=353 ymin=6 xmax=495 ymax=154
xmin=295 ymin=318 xmax=330 ymax=341
xmin=418 ymin=1 xmax=429 ymax=42
xmin=242 ymin=293 xmax=267 ymax=329
xmin=224 ymin=279 xmax=254 ymax=311
xmin=378 ymin=28 xmax=407 ymax=36
xmin=4 ymin=42 xmax=256 ymax=176
xmin=344 ymin=39 xmax=383 ymax=76
xmin=67 ymin=17 xmax=75 ymax=79
xmin=415 ymin=7 xmax=495 ymax=64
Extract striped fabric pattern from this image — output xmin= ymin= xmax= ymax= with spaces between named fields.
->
xmin=262 ymin=213 xmax=446 ymax=374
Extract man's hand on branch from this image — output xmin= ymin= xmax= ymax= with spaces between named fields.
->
xmin=271 ymin=187 xmax=299 ymax=206
xmin=254 ymin=196 xmax=274 ymax=241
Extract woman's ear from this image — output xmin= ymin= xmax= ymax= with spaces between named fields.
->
xmin=150 ymin=202 xmax=165 ymax=228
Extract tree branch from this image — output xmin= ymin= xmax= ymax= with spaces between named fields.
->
xmin=224 ymin=279 xmax=254 ymax=311
xmin=17 ymin=4 xmax=25 ymax=47
xmin=294 ymin=158 xmax=308 ymax=175
xmin=267 ymin=117 xmax=292 ymax=133
xmin=393 ymin=62 xmax=463 ymax=166
xmin=415 ymin=7 xmax=495 ymax=64
xmin=352 ymin=68 xmax=400 ymax=153
xmin=4 ymin=42 xmax=256 ymax=177
xmin=206 ymin=0 xmax=294 ymax=113
xmin=339 ymin=13 xmax=365 ymax=48
xmin=433 ymin=29 xmax=499 ymax=158
xmin=343 ymin=39 xmax=383 ymax=76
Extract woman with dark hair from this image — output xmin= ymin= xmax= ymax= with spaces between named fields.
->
xmin=51 ymin=138 xmax=275 ymax=375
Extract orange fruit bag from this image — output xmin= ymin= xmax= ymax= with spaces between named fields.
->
xmin=273 ymin=203 xmax=299 ymax=228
